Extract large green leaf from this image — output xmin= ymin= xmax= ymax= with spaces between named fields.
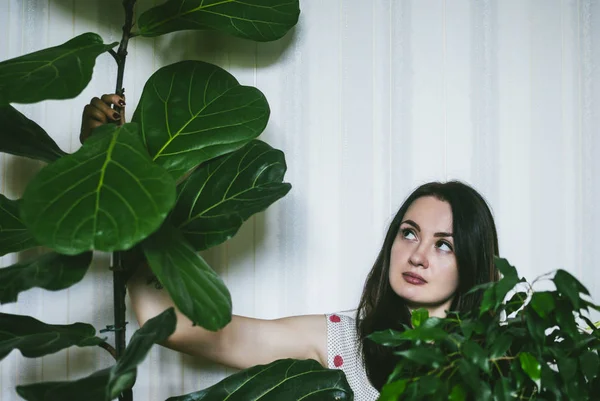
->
xmin=138 ymin=0 xmax=300 ymax=42
xmin=20 ymin=123 xmax=176 ymax=255
xmin=131 ymin=60 xmax=270 ymax=180
xmin=0 ymin=105 xmax=67 ymax=162
xmin=0 ymin=252 xmax=92 ymax=304
xmin=519 ymin=352 xmax=541 ymax=389
xmin=167 ymin=359 xmax=352 ymax=401
xmin=17 ymin=368 xmax=114 ymax=401
xmin=553 ymin=269 xmax=590 ymax=309
xmin=0 ymin=33 xmax=117 ymax=105
xmin=142 ymin=223 xmax=232 ymax=330
xmin=16 ymin=308 xmax=177 ymax=401
xmin=488 ymin=333 xmax=512 ymax=359
xmin=457 ymin=359 xmax=480 ymax=393
xmin=0 ymin=312 xmax=103 ymax=360
xmin=379 ymin=380 xmax=408 ymax=401
xmin=0 ymin=194 xmax=37 ymax=256
xmin=172 ymin=140 xmax=291 ymax=250
xmin=396 ymin=348 xmax=446 ymax=368
xmin=411 ymin=308 xmax=429 ymax=328
xmin=530 ymin=291 xmax=555 ymax=318
xmin=462 ymin=340 xmax=489 ymax=373
xmin=580 ymin=350 xmax=599 ymax=381
xmin=493 ymin=378 xmax=514 ymax=401
xmin=493 ymin=257 xmax=520 ymax=305
xmin=369 ymin=326 xmax=448 ymax=346
xmin=449 ymin=384 xmax=467 ymax=401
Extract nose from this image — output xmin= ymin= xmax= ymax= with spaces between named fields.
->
xmin=409 ymin=244 xmax=429 ymax=269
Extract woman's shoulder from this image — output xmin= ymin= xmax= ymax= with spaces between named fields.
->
xmin=325 ymin=312 xmax=380 ymax=399
xmin=325 ymin=312 xmax=360 ymax=364
xmin=325 ymin=312 xmax=358 ymax=341
xmin=325 ymin=312 xmax=356 ymax=325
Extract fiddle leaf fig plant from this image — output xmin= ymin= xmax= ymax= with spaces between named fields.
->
xmin=142 ymin=222 xmax=233 ymax=330
xmin=0 ymin=106 xmax=67 ymax=163
xmin=172 ymin=139 xmax=292 ymax=251
xmin=167 ymin=359 xmax=353 ymax=401
xmin=0 ymin=252 xmax=93 ymax=304
xmin=0 ymin=33 xmax=118 ymax=105
xmin=137 ymin=0 xmax=299 ymax=41
xmin=0 ymin=312 xmax=104 ymax=360
xmin=131 ymin=60 xmax=270 ymax=181
xmin=15 ymin=308 xmax=177 ymax=401
xmin=20 ymin=123 xmax=177 ymax=255
xmin=0 ymin=194 xmax=37 ymax=256
xmin=0 ymin=0 xmax=352 ymax=400
xmin=371 ymin=258 xmax=600 ymax=400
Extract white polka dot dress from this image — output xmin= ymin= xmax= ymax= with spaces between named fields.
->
xmin=326 ymin=313 xmax=380 ymax=401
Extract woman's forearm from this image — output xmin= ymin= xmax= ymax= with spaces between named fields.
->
xmin=127 ymin=263 xmax=225 ymax=354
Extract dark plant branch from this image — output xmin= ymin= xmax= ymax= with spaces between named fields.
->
xmin=98 ymin=341 xmax=118 ymax=361
xmin=114 ymin=0 xmax=137 ymax=98
xmin=108 ymin=49 xmax=119 ymax=64
xmin=112 ymin=2 xmax=137 ymax=401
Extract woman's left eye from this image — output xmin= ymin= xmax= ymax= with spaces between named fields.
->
xmin=437 ymin=241 xmax=453 ymax=252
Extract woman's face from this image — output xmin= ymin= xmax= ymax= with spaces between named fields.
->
xmin=388 ymin=196 xmax=459 ymax=317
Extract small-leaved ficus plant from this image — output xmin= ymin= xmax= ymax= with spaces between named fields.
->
xmin=0 ymin=1 xmax=352 ymax=400
xmin=370 ymin=258 xmax=600 ymax=400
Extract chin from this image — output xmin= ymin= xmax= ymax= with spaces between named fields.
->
xmin=391 ymin=281 xmax=427 ymax=303
xmin=392 ymin=282 xmax=451 ymax=308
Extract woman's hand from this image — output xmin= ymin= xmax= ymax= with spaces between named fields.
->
xmin=80 ymin=94 xmax=126 ymax=144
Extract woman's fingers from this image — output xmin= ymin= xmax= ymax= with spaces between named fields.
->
xmin=101 ymin=93 xmax=126 ymax=108
xmin=79 ymin=94 xmax=126 ymax=144
xmin=91 ymin=96 xmax=121 ymax=121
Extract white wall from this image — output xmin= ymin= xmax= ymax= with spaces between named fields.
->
xmin=1 ymin=0 xmax=599 ymax=399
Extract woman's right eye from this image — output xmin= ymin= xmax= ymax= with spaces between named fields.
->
xmin=401 ymin=229 xmax=416 ymax=240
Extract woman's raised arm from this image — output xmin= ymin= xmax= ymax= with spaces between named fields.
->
xmin=128 ymin=264 xmax=327 ymax=370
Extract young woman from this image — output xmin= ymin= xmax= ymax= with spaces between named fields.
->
xmin=81 ymin=95 xmax=500 ymax=400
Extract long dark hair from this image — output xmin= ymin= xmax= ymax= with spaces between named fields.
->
xmin=356 ymin=181 xmax=500 ymax=390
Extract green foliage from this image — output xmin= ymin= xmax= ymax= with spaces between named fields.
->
xmin=131 ymin=60 xmax=270 ymax=180
xmin=172 ymin=140 xmax=292 ymax=250
xmin=0 ymin=312 xmax=103 ymax=360
xmin=0 ymin=1 xmax=350 ymax=400
xmin=0 ymin=194 xmax=37 ymax=256
xmin=137 ymin=0 xmax=300 ymax=41
xmin=370 ymin=257 xmax=600 ymax=400
xmin=0 ymin=33 xmax=117 ymax=105
xmin=16 ymin=308 xmax=177 ymax=401
xmin=166 ymin=359 xmax=352 ymax=401
xmin=20 ymin=123 xmax=177 ymax=255
xmin=142 ymin=222 xmax=232 ymax=330
xmin=0 ymin=252 xmax=92 ymax=304
xmin=0 ymin=105 xmax=67 ymax=162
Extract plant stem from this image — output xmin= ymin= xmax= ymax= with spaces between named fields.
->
xmin=490 ymin=356 xmax=517 ymax=362
xmin=114 ymin=0 xmax=136 ymax=97
xmin=113 ymin=254 xmax=131 ymax=401
xmin=98 ymin=341 xmax=118 ymax=360
xmin=112 ymin=1 xmax=137 ymax=401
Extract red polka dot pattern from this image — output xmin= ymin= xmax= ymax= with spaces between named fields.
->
xmin=326 ymin=313 xmax=379 ymax=400
xmin=333 ymin=355 xmax=344 ymax=367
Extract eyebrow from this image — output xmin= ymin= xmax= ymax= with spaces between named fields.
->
xmin=401 ymin=219 xmax=453 ymax=238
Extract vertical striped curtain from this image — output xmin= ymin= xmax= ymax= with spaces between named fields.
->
xmin=1 ymin=1 xmax=598 ymax=399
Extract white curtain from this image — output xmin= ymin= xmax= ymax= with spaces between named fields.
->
xmin=1 ymin=0 xmax=598 ymax=399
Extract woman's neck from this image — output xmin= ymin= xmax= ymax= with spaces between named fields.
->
xmin=408 ymin=298 xmax=454 ymax=319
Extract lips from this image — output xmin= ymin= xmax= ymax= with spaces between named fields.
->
xmin=402 ymin=272 xmax=427 ymax=285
